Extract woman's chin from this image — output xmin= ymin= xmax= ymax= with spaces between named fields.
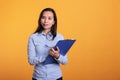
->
xmin=43 ymin=26 xmax=51 ymax=29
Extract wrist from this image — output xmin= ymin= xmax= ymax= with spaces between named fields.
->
xmin=55 ymin=53 xmax=60 ymax=59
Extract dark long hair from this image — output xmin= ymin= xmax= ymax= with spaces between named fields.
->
xmin=34 ymin=8 xmax=57 ymax=40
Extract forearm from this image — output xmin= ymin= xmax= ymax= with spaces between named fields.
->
xmin=28 ymin=55 xmax=47 ymax=65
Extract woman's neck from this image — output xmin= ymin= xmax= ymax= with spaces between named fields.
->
xmin=42 ymin=29 xmax=51 ymax=34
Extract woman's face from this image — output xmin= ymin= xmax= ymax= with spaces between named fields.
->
xmin=41 ymin=11 xmax=55 ymax=30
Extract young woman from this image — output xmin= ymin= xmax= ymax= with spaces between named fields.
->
xmin=27 ymin=8 xmax=68 ymax=80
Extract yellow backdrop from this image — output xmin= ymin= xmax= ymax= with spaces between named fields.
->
xmin=0 ymin=0 xmax=120 ymax=80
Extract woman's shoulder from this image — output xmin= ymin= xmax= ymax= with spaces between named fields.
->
xmin=28 ymin=33 xmax=39 ymax=39
xmin=56 ymin=33 xmax=64 ymax=40
xmin=57 ymin=33 xmax=63 ymax=37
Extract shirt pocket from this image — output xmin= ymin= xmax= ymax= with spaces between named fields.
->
xmin=34 ymin=42 xmax=47 ymax=55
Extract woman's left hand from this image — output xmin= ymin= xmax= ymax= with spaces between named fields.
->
xmin=49 ymin=47 xmax=60 ymax=59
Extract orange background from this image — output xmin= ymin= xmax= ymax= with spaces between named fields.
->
xmin=0 ymin=0 xmax=120 ymax=80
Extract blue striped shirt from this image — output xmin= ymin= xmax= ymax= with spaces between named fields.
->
xmin=27 ymin=32 xmax=68 ymax=80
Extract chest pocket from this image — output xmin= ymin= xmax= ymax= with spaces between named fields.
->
xmin=34 ymin=41 xmax=48 ymax=55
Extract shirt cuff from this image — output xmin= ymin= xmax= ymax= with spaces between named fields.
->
xmin=54 ymin=54 xmax=62 ymax=63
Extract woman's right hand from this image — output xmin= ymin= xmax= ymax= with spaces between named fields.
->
xmin=49 ymin=47 xmax=60 ymax=59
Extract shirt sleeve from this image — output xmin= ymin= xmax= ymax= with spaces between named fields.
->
xmin=27 ymin=36 xmax=46 ymax=65
xmin=55 ymin=54 xmax=68 ymax=65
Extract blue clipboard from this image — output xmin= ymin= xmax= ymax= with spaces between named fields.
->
xmin=54 ymin=39 xmax=76 ymax=56
xmin=44 ymin=39 xmax=76 ymax=65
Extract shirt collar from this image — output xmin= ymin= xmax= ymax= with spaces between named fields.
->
xmin=37 ymin=32 xmax=53 ymax=37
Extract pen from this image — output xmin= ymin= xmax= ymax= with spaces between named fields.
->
xmin=45 ymin=44 xmax=52 ymax=48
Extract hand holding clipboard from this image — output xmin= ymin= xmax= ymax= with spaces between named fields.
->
xmin=44 ymin=39 xmax=76 ymax=64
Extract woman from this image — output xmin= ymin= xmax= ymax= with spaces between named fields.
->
xmin=27 ymin=8 xmax=68 ymax=80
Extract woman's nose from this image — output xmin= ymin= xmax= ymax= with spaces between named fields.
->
xmin=44 ymin=18 xmax=48 ymax=23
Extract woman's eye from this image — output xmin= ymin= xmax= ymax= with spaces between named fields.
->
xmin=48 ymin=17 xmax=52 ymax=20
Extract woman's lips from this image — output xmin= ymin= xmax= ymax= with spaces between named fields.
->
xmin=43 ymin=24 xmax=49 ymax=26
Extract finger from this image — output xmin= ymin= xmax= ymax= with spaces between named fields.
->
xmin=51 ymin=48 xmax=55 ymax=52
xmin=56 ymin=46 xmax=60 ymax=52
xmin=50 ymin=52 xmax=54 ymax=56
